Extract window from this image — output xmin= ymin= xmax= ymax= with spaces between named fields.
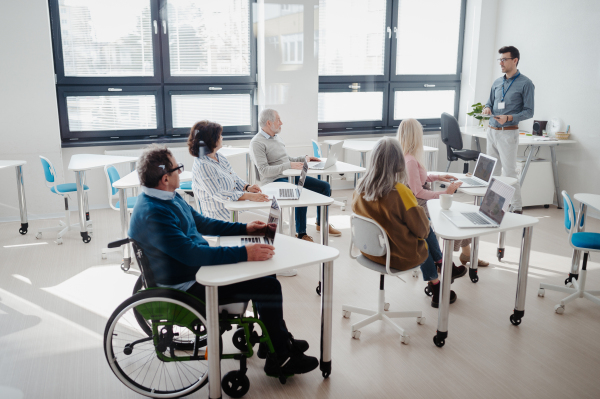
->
xmin=50 ymin=0 xmax=257 ymax=145
xmin=317 ymin=0 xmax=466 ymax=134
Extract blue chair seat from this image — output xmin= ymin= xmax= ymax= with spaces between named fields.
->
xmin=179 ymin=181 xmax=192 ymax=190
xmin=115 ymin=196 xmax=138 ymax=209
xmin=572 ymin=232 xmax=600 ymax=250
xmin=51 ymin=183 xmax=89 ymax=194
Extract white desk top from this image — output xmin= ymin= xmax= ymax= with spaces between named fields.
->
xmin=460 ymin=126 xmax=576 ymax=146
xmin=283 ymin=161 xmax=366 ymax=177
xmin=225 ymin=182 xmax=334 ymax=212
xmin=68 ymin=154 xmax=139 ymax=172
xmin=0 ymin=160 xmax=26 ymax=169
xmin=343 ymin=140 xmax=437 ymax=153
xmin=196 ymin=233 xmax=339 ymax=286
xmin=218 ymin=147 xmax=250 ymax=157
xmin=427 ymin=199 xmax=538 ymax=240
xmin=574 ymin=193 xmax=600 ymax=212
xmin=428 ymin=173 xmax=518 ymax=197
xmin=113 ymin=170 xmax=192 ymax=189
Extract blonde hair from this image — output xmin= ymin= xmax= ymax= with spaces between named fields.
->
xmin=356 ymin=137 xmax=406 ymax=202
xmin=397 ymin=118 xmax=425 ymax=170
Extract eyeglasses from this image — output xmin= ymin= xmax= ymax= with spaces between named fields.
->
xmin=159 ymin=162 xmax=184 ymax=174
xmin=497 ymin=58 xmax=514 ymax=63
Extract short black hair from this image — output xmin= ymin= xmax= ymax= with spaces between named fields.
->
xmin=188 ymin=120 xmax=223 ymax=156
xmin=137 ymin=144 xmax=174 ymax=188
xmin=499 ymin=46 xmax=520 ymax=66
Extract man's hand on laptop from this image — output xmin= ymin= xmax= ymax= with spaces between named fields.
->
xmin=247 ymin=221 xmax=268 ymax=235
xmin=306 ymin=156 xmax=321 ymax=162
xmin=291 ymin=162 xmax=304 ymax=170
xmin=445 ymin=181 xmax=463 ymax=194
xmin=246 ymin=243 xmax=275 ymax=261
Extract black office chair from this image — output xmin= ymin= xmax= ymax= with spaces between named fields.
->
xmin=441 ymin=112 xmax=480 ymax=173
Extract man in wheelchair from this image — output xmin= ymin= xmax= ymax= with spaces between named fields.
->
xmin=129 ymin=144 xmax=318 ymax=378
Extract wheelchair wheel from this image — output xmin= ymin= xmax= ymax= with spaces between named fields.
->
xmin=104 ymin=289 xmax=209 ymax=398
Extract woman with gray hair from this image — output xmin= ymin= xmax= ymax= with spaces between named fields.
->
xmin=352 ymin=137 xmax=461 ymax=307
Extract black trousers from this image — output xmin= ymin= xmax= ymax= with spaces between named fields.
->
xmin=186 ymin=275 xmax=289 ymax=356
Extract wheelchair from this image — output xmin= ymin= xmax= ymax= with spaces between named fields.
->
xmin=103 ymin=238 xmax=286 ymax=398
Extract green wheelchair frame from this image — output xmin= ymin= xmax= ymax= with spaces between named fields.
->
xmin=103 ymin=238 xmax=280 ymax=399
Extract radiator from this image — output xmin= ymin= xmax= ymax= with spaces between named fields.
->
xmin=423 ymin=134 xmax=440 ymax=171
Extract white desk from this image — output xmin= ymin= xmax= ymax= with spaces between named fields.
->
xmin=196 ymin=233 xmax=339 ymax=399
xmin=68 ymin=154 xmax=138 ymax=243
xmin=461 ymin=126 xmax=576 ymax=208
xmin=112 ymin=170 xmax=192 ymax=271
xmin=427 ymin=199 xmax=538 ymax=347
xmin=283 ymin=161 xmax=366 ymax=182
xmin=0 ymin=160 xmax=28 ymax=234
xmin=566 ymin=193 xmax=600 ymax=282
xmin=218 ymin=147 xmax=252 ymax=184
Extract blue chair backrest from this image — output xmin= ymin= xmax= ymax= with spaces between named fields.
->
xmin=562 ymin=190 xmax=584 ymax=234
xmin=311 ymin=140 xmax=321 ymax=158
xmin=40 ymin=157 xmax=55 ymax=183
xmin=106 ymin=166 xmax=120 ymax=196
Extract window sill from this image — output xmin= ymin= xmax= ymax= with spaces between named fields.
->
xmin=61 ymin=133 xmax=256 ymax=148
xmin=318 ymin=126 xmax=441 ymax=137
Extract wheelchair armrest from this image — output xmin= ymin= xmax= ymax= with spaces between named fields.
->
xmin=107 ymin=238 xmax=131 ymax=248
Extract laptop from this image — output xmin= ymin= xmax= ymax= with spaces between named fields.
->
xmin=262 ymin=160 xmax=308 ymax=200
xmin=308 ymin=141 xmax=343 ymax=170
xmin=220 ymin=198 xmax=281 ymax=246
xmin=442 ymin=178 xmax=516 ymax=228
xmin=457 ymin=154 xmax=497 ymax=187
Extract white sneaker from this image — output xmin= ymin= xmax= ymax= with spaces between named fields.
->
xmin=277 ymin=269 xmax=298 ymax=277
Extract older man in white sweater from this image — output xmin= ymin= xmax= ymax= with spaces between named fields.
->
xmin=250 ymin=109 xmax=341 ymax=243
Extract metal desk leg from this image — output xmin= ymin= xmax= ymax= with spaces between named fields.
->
xmin=497 ymin=232 xmax=506 ymax=262
xmin=287 ymin=176 xmax=296 ymax=236
xmin=15 ymin=165 xmax=28 ymax=235
xmin=469 ymin=236 xmax=480 ymax=283
xmin=567 ymin=203 xmax=586 ymax=284
xmin=129 ymin=162 xmax=138 ymax=197
xmin=434 ymin=239 xmax=454 ymax=347
xmin=354 ymin=152 xmax=366 ymax=187
xmin=511 ymin=226 xmax=533 ymax=326
xmin=119 ymin=188 xmax=132 ymax=272
xmin=550 ymin=146 xmax=563 ymax=209
xmin=319 ymin=205 xmax=332 ymax=377
xmin=246 ymin=153 xmax=252 ymax=185
xmin=75 ymin=171 xmax=90 ymax=243
xmin=205 ymin=286 xmax=222 ymax=399
xmin=519 ymin=144 xmax=536 ymax=187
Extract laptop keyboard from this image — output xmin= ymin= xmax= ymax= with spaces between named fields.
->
xmin=279 ymin=188 xmax=295 ymax=197
xmin=241 ymin=237 xmax=273 ymax=245
xmin=311 ymin=162 xmax=324 ymax=168
xmin=460 ymin=178 xmax=482 ymax=185
xmin=462 ymin=212 xmax=491 ymax=225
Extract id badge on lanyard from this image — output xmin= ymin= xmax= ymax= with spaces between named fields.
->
xmin=498 ymin=102 xmax=506 ymax=110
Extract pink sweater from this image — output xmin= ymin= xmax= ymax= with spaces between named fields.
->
xmin=405 ymin=154 xmax=442 ymax=200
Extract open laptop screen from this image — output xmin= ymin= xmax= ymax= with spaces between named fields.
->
xmin=480 ymin=178 xmax=515 ymax=224
xmin=473 ymin=154 xmax=496 ymax=182
xmin=265 ymin=197 xmax=280 ymax=242
xmin=297 ymin=160 xmax=308 ymax=195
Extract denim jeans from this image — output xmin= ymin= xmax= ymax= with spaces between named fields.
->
xmin=419 ymin=227 xmax=443 ymax=281
xmin=274 ymin=176 xmax=331 ymax=234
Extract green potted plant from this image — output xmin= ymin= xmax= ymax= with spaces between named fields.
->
xmin=467 ymin=102 xmax=491 ymax=128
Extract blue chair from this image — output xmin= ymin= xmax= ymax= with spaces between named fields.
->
xmin=178 ymin=180 xmax=201 ymax=214
xmin=37 ymin=156 xmax=91 ymax=245
xmin=538 ymin=191 xmax=600 ymax=313
xmin=102 ymin=165 xmax=138 ymax=258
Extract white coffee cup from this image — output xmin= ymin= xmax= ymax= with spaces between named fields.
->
xmin=439 ymin=194 xmax=453 ymax=210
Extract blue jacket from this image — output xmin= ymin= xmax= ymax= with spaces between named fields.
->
xmin=128 ymin=192 xmax=248 ymax=285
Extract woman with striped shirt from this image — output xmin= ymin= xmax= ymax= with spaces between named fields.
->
xmin=188 ymin=121 xmax=269 ymax=221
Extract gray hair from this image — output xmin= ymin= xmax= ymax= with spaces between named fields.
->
xmin=356 ymin=137 xmax=407 ymax=201
xmin=259 ymin=108 xmax=278 ymax=129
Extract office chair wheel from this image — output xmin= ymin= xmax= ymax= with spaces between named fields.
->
xmin=19 ymin=227 xmax=27 ymax=235
xmin=352 ymin=330 xmax=361 ymax=339
xmin=82 ymin=235 xmax=91 ymax=244
xmin=412 ymin=270 xmax=419 ymax=278
xmin=232 ymin=328 xmax=248 ymax=351
xmin=424 ymin=286 xmax=433 ymax=297
xmin=36 ymin=232 xmax=42 ymax=239
xmin=544 ymin=204 xmax=550 ymax=208
xmin=554 ymin=304 xmax=565 ymax=315
xmin=221 ymin=371 xmax=250 ymax=398
xmin=121 ymin=262 xmax=129 ymax=272
xmin=101 ymin=253 xmax=107 ymax=259
xmin=509 ymin=314 xmax=522 ymax=326
xmin=400 ymin=335 xmax=410 ymax=345
xmin=383 ymin=303 xmax=390 ymax=311
xmin=56 ymin=238 xmax=63 ymax=245
xmin=538 ymin=288 xmax=545 ymax=297
xmin=316 ymin=283 xmax=321 ymax=296
xmin=433 ymin=336 xmax=445 ymax=348
xmin=417 ymin=317 xmax=426 ymax=325
xmin=342 ymin=310 xmax=351 ymax=319
xmin=341 ymin=205 xmax=346 ymax=211
xmin=470 ymin=274 xmax=479 ymax=283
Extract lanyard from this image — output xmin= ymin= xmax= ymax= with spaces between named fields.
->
xmin=501 ymin=71 xmax=521 ymax=102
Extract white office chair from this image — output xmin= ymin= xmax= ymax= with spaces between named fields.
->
xmin=37 ymin=156 xmax=92 ymax=245
xmin=342 ymin=214 xmax=425 ymax=344
xmin=538 ymin=191 xmax=600 ymax=313
xmin=311 ymin=139 xmax=347 ymax=211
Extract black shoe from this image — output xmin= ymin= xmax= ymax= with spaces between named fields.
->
xmin=264 ymin=351 xmax=319 ymax=377
xmin=436 ymin=262 xmax=467 ymax=283
xmin=513 ymin=210 xmax=523 ymax=214
xmin=428 ymin=281 xmax=457 ymax=308
xmin=257 ymin=333 xmax=309 ymax=359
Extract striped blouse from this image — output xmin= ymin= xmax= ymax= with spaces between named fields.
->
xmin=192 ymin=153 xmax=247 ymax=221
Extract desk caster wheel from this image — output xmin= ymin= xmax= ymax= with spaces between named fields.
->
xmin=412 ymin=270 xmax=419 ymax=278
xmin=19 ymin=227 xmax=27 ymax=235
xmin=342 ymin=310 xmax=351 ymax=319
xmin=554 ymin=304 xmax=565 ymax=314
xmin=56 ymin=238 xmax=63 ymax=245
xmin=316 ymin=283 xmax=321 ymax=296
xmin=322 ymin=371 xmax=330 ymax=378
xmin=433 ymin=336 xmax=445 ymax=348
xmin=417 ymin=317 xmax=426 ymax=325
xmin=424 ymin=286 xmax=433 ymax=297
xmin=352 ymin=330 xmax=361 ymax=339
xmin=384 ymin=303 xmax=390 ymax=311
xmin=121 ymin=262 xmax=130 ymax=272
xmin=36 ymin=232 xmax=42 ymax=239
xmin=469 ymin=269 xmax=479 ymax=283
xmin=509 ymin=314 xmax=522 ymax=326
xmin=538 ymin=288 xmax=545 ymax=297
xmin=81 ymin=233 xmax=91 ymax=243
xmin=400 ymin=335 xmax=410 ymax=345
xmin=221 ymin=371 xmax=250 ymax=399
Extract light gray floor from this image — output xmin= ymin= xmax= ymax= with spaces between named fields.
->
xmin=1 ymin=189 xmax=599 ymax=399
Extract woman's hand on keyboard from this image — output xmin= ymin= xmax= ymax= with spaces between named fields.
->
xmin=247 ymin=184 xmax=262 ymax=193
xmin=246 ymin=243 xmax=275 ymax=261
xmin=445 ymin=181 xmax=463 ymax=194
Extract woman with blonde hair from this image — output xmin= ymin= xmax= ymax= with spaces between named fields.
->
xmin=352 ymin=137 xmax=462 ymax=307
xmin=398 ymin=118 xmax=489 ymax=267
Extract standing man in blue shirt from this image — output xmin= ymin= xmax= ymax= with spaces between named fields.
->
xmin=482 ymin=46 xmax=535 ymax=214
xmin=129 ymin=144 xmax=319 ymax=378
